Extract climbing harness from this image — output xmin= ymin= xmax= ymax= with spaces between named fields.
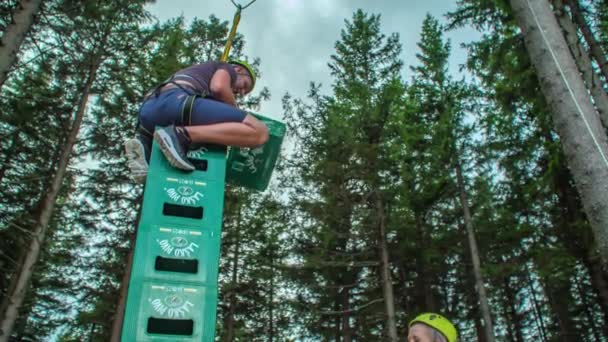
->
xmin=138 ymin=76 xmax=208 ymax=140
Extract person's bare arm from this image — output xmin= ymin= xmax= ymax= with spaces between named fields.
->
xmin=209 ymin=69 xmax=237 ymax=106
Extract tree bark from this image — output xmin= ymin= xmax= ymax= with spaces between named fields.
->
xmin=109 ymin=200 xmax=141 ymax=342
xmin=539 ymin=271 xmax=578 ymax=341
xmin=565 ymin=0 xmax=608 ymax=82
xmin=465 ymin=270 xmax=486 ymax=342
xmin=455 ymin=162 xmax=495 ymax=342
xmin=376 ymin=193 xmax=398 ymax=342
xmin=0 ymin=131 xmax=21 ymax=185
xmin=341 ymin=287 xmax=352 ymax=342
xmin=0 ymin=60 xmax=99 ymax=340
xmin=509 ymin=0 xmax=608 ymax=265
xmin=413 ymin=214 xmax=439 ymax=312
xmin=574 ymin=274 xmax=605 ymax=340
xmin=0 ymin=252 xmax=26 ymax=328
xmin=268 ymin=252 xmax=274 ymax=342
xmin=585 ymin=252 xmax=608 ymax=315
xmin=503 ymin=276 xmax=525 ymax=342
xmin=224 ymin=202 xmax=242 ymax=342
xmin=525 ymin=270 xmax=549 ymax=342
xmin=553 ymin=0 xmax=608 ymax=129
xmin=0 ymin=0 xmax=44 ymax=89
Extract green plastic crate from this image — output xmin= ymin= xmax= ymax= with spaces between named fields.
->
xmin=122 ymin=282 xmax=218 ymax=341
xmin=138 ymin=225 xmax=221 ymax=285
xmin=141 ymin=174 xmax=225 ymax=231
xmin=226 ymin=112 xmax=286 ymax=191
xmin=147 ymin=144 xmax=227 ymax=183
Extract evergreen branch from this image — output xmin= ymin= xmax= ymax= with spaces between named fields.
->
xmin=0 ymin=249 xmax=19 ymax=266
xmin=318 ymin=298 xmax=384 ymax=315
xmin=6 ymin=221 xmax=35 ymax=238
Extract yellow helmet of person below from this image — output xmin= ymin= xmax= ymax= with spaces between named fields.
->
xmin=409 ymin=313 xmax=457 ymax=342
xmin=229 ymin=59 xmax=256 ymax=88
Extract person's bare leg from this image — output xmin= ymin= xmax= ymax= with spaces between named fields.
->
xmin=184 ymin=114 xmax=269 ymax=148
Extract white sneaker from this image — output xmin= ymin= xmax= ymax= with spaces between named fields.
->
xmin=124 ymin=138 xmax=149 ymax=183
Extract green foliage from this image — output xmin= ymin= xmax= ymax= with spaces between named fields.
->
xmin=448 ymin=0 xmax=608 ymax=339
xmin=2 ymin=2 xmax=607 ymax=341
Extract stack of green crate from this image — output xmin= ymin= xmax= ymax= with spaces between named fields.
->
xmin=121 ymin=112 xmax=285 ymax=341
xmin=121 ymin=143 xmax=227 ymax=341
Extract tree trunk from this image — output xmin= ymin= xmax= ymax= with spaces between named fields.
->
xmin=553 ymin=0 xmax=608 ymax=128
xmin=455 ymin=162 xmax=495 ymax=342
xmin=109 ymin=201 xmax=142 ymax=342
xmin=0 ymin=0 xmax=44 ymax=89
xmin=503 ymin=276 xmax=525 ymax=342
xmin=584 ymin=252 xmax=608 ymax=315
xmin=0 ymin=252 xmax=26 ymax=327
xmin=540 ymin=271 xmax=578 ymax=341
xmin=574 ymin=274 xmax=605 ymax=340
xmin=413 ymin=214 xmax=438 ymax=312
xmin=565 ymin=0 xmax=608 ymax=82
xmin=341 ymin=287 xmax=352 ymax=342
xmin=465 ymin=270 xmax=486 ymax=342
xmin=0 ymin=61 xmax=99 ymax=340
xmin=109 ymin=238 xmax=135 ymax=342
xmin=525 ymin=270 xmax=549 ymax=342
xmin=543 ymin=127 xmax=608 ymax=322
xmin=582 ymin=253 xmax=608 ymax=337
xmin=509 ymin=0 xmax=608 ymax=265
xmin=0 ymin=131 xmax=21 ymax=185
xmin=268 ymin=253 xmax=274 ymax=342
xmin=376 ymin=193 xmax=398 ymax=342
xmin=225 ymin=203 xmax=242 ymax=342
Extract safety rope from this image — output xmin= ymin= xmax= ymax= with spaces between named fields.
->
xmin=220 ymin=0 xmax=258 ymax=62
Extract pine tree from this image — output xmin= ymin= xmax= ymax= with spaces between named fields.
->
xmin=0 ymin=0 xmax=44 ymax=88
xmin=564 ymin=0 xmax=608 ymax=82
xmin=0 ymin=0 xmax=151 ymax=339
xmin=449 ymin=0 xmax=608 ymax=338
xmin=509 ymin=0 xmax=608 ymax=266
xmin=0 ymin=51 xmax=84 ymax=340
xmin=553 ymin=0 xmax=608 ymax=129
xmin=217 ymin=190 xmax=292 ymax=342
xmin=284 ymin=9 xmax=405 ymax=340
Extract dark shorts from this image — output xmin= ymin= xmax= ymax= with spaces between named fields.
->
xmin=138 ymin=88 xmax=247 ymax=134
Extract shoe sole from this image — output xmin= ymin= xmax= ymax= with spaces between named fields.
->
xmin=124 ymin=139 xmax=148 ymax=183
xmin=154 ymin=129 xmax=195 ymax=171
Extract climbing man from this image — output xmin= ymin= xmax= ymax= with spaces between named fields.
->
xmin=408 ymin=313 xmax=458 ymax=342
xmin=124 ymin=60 xmax=269 ymax=182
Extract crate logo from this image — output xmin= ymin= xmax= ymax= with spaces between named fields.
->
xmin=149 ymin=292 xmax=195 ymax=318
xmin=233 ymin=146 xmax=264 ymax=173
xmin=165 ymin=185 xmax=204 ymax=205
xmin=187 ymin=147 xmax=208 ymax=160
xmin=157 ymin=236 xmax=199 ymax=258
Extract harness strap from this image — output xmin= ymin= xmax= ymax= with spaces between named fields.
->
xmin=138 ymin=124 xmax=154 ymax=139
xmin=181 ymin=94 xmax=198 ymax=126
xmin=173 ymin=73 xmax=208 ymax=91
xmin=140 ymin=75 xmax=209 ymax=135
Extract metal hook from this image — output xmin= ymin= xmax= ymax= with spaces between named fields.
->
xmin=230 ymin=0 xmax=257 ymax=10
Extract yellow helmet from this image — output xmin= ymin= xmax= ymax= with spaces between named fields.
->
xmin=409 ymin=313 xmax=457 ymax=342
xmin=229 ymin=59 xmax=256 ymax=88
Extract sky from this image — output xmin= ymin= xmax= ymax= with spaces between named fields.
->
xmin=147 ymin=0 xmax=481 ymax=121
